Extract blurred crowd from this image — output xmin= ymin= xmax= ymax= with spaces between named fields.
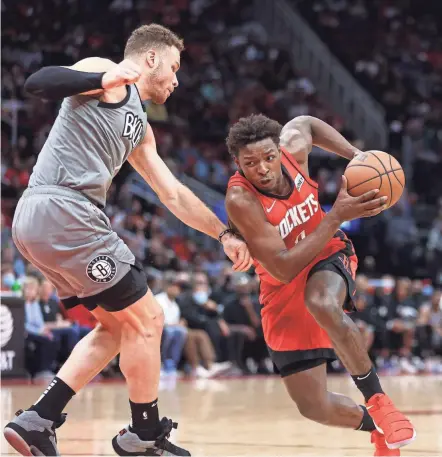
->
xmin=297 ymin=0 xmax=442 ymax=154
xmin=2 ymin=265 xmax=442 ymax=379
xmin=295 ymin=0 xmax=442 ymax=283
xmin=1 ymin=0 xmax=442 ymax=379
xmin=349 ymin=275 xmax=442 ymax=374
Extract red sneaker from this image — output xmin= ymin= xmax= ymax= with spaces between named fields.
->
xmin=371 ymin=430 xmax=400 ymax=456
xmin=366 ymin=394 xmax=416 ymax=449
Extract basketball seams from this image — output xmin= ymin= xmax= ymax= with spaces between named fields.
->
xmin=348 ymin=170 xmax=400 ymax=192
xmin=346 ymin=164 xmax=383 ymax=172
xmin=346 ymin=163 xmax=382 ymax=192
xmin=348 ymin=174 xmax=381 ymax=192
xmin=368 ymin=151 xmax=393 ymax=208
xmin=389 ymin=153 xmax=405 ymax=189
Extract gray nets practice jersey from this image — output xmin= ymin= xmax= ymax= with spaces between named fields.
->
xmin=29 ymin=84 xmax=147 ymax=208
xmin=13 ymin=84 xmax=149 ymax=303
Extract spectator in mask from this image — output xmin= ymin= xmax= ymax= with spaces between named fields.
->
xmin=177 ymin=272 xmax=229 ymax=362
xmin=155 ymin=273 xmax=188 ymax=375
xmin=157 ymin=272 xmax=230 ymax=377
xmin=181 ymin=273 xmax=254 ymax=370
xmin=223 ymin=273 xmax=271 ymax=374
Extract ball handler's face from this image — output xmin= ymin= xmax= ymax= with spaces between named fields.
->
xmin=144 ymin=46 xmax=180 ymax=104
xmin=235 ymin=138 xmax=284 ymax=192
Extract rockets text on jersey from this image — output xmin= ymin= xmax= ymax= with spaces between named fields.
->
xmin=277 ymin=192 xmax=319 ymax=240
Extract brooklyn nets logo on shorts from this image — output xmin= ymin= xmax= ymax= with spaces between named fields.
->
xmin=87 ymin=255 xmax=117 ymax=283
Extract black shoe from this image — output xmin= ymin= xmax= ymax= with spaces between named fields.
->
xmin=112 ymin=417 xmax=191 ymax=456
xmin=3 ymin=409 xmax=66 ymax=456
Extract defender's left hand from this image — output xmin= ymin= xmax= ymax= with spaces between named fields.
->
xmin=222 ymin=234 xmax=253 ymax=272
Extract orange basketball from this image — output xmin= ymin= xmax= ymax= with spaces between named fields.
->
xmin=344 ymin=151 xmax=405 ymax=209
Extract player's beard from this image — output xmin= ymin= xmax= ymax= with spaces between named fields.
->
xmin=147 ymin=61 xmax=168 ymax=104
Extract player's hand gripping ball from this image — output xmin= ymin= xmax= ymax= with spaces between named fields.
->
xmin=344 ymin=151 xmax=405 ymax=209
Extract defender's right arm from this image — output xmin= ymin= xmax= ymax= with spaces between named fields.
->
xmin=24 ymin=57 xmax=140 ymax=100
xmin=226 ymin=179 xmax=387 ymax=284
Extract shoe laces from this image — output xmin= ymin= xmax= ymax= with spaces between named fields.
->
xmin=53 ymin=413 xmax=67 ymax=430
xmin=154 ymin=417 xmax=178 ymax=447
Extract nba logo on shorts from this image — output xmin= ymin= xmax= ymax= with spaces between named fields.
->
xmin=87 ymin=255 xmax=117 ymax=283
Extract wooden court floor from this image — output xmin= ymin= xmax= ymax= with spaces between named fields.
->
xmin=1 ymin=374 xmax=441 ymax=456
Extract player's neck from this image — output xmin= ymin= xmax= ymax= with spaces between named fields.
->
xmin=134 ymin=82 xmax=148 ymax=101
xmin=273 ymin=172 xmax=291 ymax=196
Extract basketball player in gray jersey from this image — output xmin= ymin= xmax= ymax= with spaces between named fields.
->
xmin=4 ymin=24 xmax=252 ymax=457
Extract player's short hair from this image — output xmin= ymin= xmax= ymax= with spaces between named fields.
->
xmin=226 ymin=114 xmax=282 ymax=158
xmin=124 ymin=24 xmax=184 ymax=57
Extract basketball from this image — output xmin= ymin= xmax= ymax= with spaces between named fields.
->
xmin=344 ymin=151 xmax=405 ymax=209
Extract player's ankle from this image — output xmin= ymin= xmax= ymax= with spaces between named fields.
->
xmin=30 ymin=377 xmax=75 ymax=422
xmin=351 ymin=366 xmax=384 ymax=403
xmin=129 ymin=398 xmax=160 ymax=435
xmin=355 ymin=405 xmax=376 ymax=431
xmin=129 ymin=424 xmax=161 ymax=441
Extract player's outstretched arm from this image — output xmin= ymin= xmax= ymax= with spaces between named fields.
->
xmin=280 ymin=115 xmax=362 ymax=166
xmin=24 ymin=58 xmax=140 ymax=100
xmin=226 ymin=177 xmax=386 ymax=284
xmin=128 ymin=125 xmax=253 ymax=272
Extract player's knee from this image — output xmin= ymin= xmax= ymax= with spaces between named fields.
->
xmin=130 ymin=307 xmax=165 ymax=339
xmin=118 ymin=307 xmax=164 ymax=348
xmin=95 ymin=319 xmax=122 ymax=340
xmin=151 ymin=308 xmax=165 ymax=333
xmin=305 ymin=290 xmax=341 ymax=322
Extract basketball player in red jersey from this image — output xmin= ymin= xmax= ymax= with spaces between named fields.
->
xmin=225 ymin=114 xmax=416 ymax=456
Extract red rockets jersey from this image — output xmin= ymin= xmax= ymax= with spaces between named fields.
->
xmin=227 ymin=147 xmax=357 ymax=350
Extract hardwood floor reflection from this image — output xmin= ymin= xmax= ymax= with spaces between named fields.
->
xmin=2 ymin=374 xmax=441 ymax=455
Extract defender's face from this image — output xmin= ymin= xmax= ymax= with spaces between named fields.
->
xmin=146 ymin=46 xmax=180 ymax=104
xmin=235 ymin=138 xmax=283 ymax=192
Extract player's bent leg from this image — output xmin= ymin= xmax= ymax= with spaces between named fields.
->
xmin=304 ymin=270 xmax=373 ymax=375
xmin=305 ymin=269 xmax=415 ymax=450
xmin=283 ymin=362 xmax=367 ymax=429
xmin=111 ymin=289 xmax=190 ymax=456
xmin=280 ymin=350 xmax=400 ymax=456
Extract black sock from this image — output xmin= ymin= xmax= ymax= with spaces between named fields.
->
xmin=30 ymin=377 xmax=75 ymax=421
xmin=355 ymin=405 xmax=376 ymax=432
xmin=351 ymin=366 xmax=384 ymax=402
xmin=129 ymin=399 xmax=160 ymax=440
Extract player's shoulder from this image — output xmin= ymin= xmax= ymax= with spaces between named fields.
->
xmin=280 ymin=115 xmax=312 ymax=159
xmin=67 ymin=57 xmax=117 ymax=72
xmin=225 ymin=184 xmax=261 ymax=215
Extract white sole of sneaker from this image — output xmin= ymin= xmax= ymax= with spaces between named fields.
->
xmin=374 ymin=424 xmax=417 ymax=450
xmin=386 ymin=428 xmax=417 ymax=450
xmin=3 ymin=427 xmax=34 ymax=456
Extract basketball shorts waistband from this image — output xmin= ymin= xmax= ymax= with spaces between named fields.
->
xmin=23 ymin=185 xmax=103 ymax=209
